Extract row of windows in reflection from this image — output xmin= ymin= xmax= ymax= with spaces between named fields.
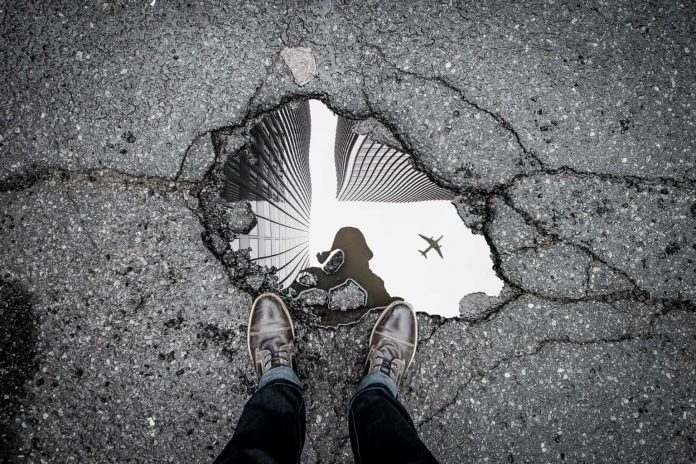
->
xmin=232 ymin=199 xmax=311 ymax=285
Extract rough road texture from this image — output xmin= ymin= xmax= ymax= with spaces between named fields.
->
xmin=1 ymin=1 xmax=694 ymax=462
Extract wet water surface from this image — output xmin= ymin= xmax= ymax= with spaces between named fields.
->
xmin=228 ymin=100 xmax=503 ymax=320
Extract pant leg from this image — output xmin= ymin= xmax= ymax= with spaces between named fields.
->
xmin=348 ymin=374 xmax=439 ymax=464
xmin=215 ymin=368 xmax=306 ymax=464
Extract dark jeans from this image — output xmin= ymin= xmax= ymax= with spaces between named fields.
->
xmin=214 ymin=373 xmax=438 ymax=464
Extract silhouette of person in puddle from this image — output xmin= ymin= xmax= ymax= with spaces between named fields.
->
xmin=302 ymin=226 xmax=398 ymax=308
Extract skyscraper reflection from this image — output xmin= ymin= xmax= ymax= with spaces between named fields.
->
xmin=222 ymin=101 xmax=312 ymax=285
xmin=334 ymin=117 xmax=454 ymax=203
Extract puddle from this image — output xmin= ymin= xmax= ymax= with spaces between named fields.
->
xmin=228 ymin=99 xmax=503 ymax=319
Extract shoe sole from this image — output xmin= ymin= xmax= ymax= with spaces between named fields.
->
xmin=369 ymin=300 xmax=418 ymax=370
xmin=246 ymin=292 xmax=296 ymax=362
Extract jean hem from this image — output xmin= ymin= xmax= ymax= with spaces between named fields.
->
xmin=258 ymin=365 xmax=302 ymax=390
xmin=348 ymin=371 xmax=398 ymax=412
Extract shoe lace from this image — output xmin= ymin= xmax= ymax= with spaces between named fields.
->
xmin=263 ymin=348 xmax=290 ymax=369
xmin=375 ymin=355 xmax=398 ymax=377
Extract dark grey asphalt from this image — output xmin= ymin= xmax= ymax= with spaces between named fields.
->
xmin=1 ymin=1 xmax=694 ymax=462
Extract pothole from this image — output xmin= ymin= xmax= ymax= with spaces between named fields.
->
xmin=216 ymin=99 xmax=503 ymax=323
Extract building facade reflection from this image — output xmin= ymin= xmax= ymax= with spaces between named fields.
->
xmin=222 ymin=101 xmax=312 ymax=285
xmin=334 ymin=117 xmax=454 ymax=203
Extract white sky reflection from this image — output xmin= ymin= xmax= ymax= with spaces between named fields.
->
xmin=307 ymin=100 xmax=503 ymax=317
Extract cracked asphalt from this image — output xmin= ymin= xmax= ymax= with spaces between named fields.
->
xmin=1 ymin=1 xmax=694 ymax=462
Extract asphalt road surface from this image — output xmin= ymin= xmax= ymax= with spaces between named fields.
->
xmin=1 ymin=1 xmax=694 ymax=462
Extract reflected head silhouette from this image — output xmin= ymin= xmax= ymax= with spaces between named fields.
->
xmin=317 ymin=226 xmax=373 ymax=265
xmin=301 ymin=226 xmax=399 ymax=325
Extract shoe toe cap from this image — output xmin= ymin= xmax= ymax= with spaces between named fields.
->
xmin=380 ymin=302 xmax=417 ymax=340
xmin=250 ymin=294 xmax=292 ymax=331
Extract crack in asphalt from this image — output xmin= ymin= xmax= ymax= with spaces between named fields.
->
xmin=414 ymin=298 xmax=695 ymax=429
xmin=532 ymin=165 xmax=696 ymax=190
xmin=0 ymin=167 xmax=198 ymax=195
xmin=498 ymin=192 xmax=646 ymax=294
xmin=64 ymin=188 xmax=99 ymax=251
xmin=415 ymin=333 xmax=656 ymax=430
xmin=360 ymin=42 xmax=546 ymax=171
xmin=359 ymin=42 xmax=696 ymax=190
xmin=174 ymin=132 xmax=208 ymax=182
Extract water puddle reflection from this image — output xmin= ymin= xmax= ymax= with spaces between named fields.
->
xmin=227 ymin=100 xmax=503 ymax=319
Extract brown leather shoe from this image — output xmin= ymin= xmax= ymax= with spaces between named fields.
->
xmin=247 ymin=293 xmax=296 ymax=380
xmin=365 ymin=300 xmax=418 ymax=388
